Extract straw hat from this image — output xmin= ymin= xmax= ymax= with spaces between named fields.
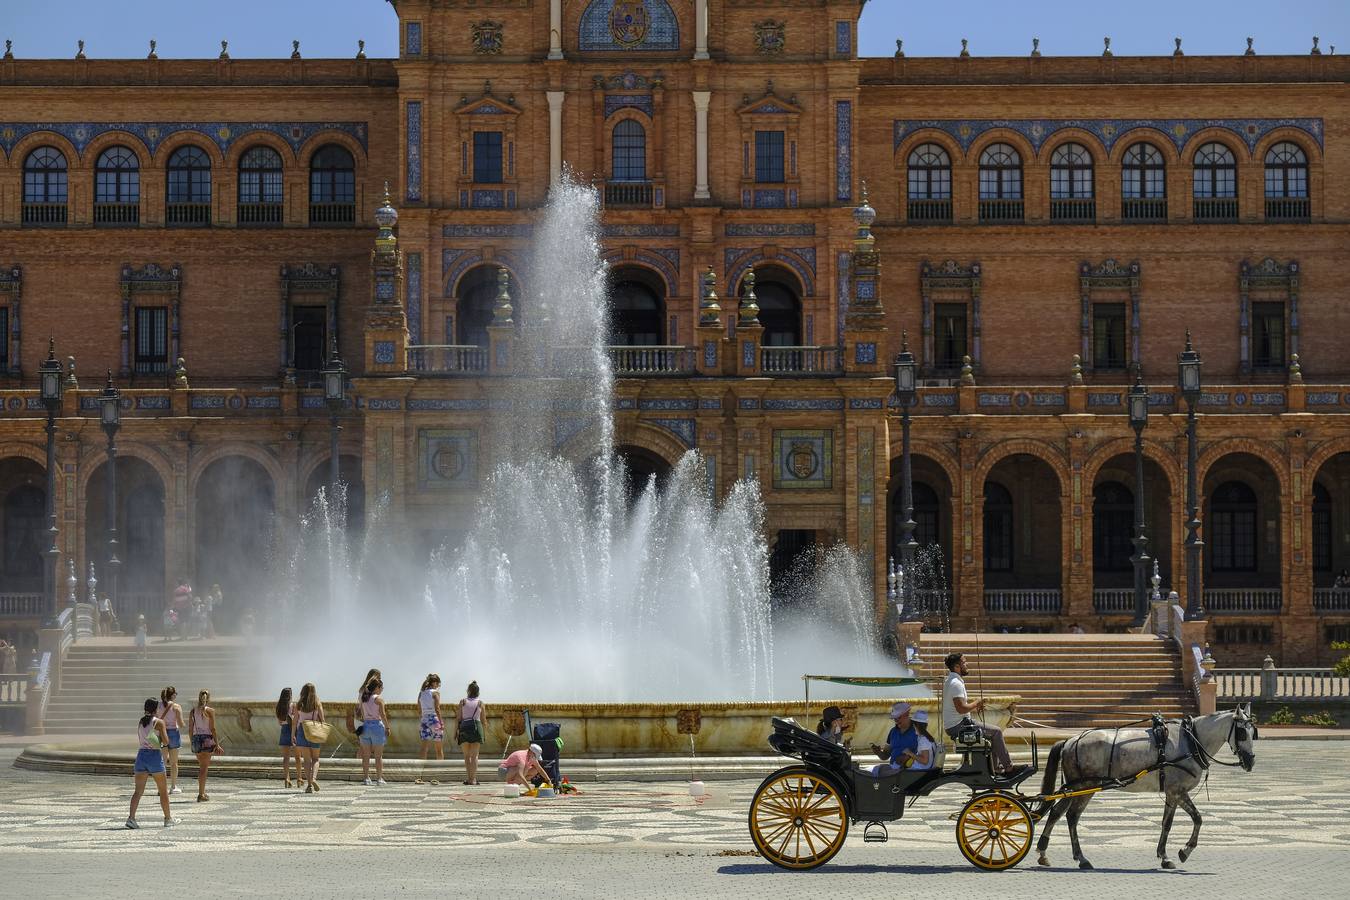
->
xmin=889 ymin=701 xmax=912 ymax=719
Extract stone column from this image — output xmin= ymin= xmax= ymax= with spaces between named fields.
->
xmin=546 ymin=91 xmax=565 ymax=188
xmin=692 ymin=91 xmax=711 ymax=200
xmin=695 ymin=0 xmax=710 ymax=60
xmin=548 ymin=0 xmax=563 ymax=60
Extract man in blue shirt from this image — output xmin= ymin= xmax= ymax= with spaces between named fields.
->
xmin=870 ymin=701 xmax=920 ymax=774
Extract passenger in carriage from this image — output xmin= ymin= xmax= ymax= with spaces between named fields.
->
xmin=868 ymin=702 xmax=921 ymax=775
xmin=816 ymin=705 xmax=846 ymax=746
xmin=909 ymin=710 xmax=938 ymax=772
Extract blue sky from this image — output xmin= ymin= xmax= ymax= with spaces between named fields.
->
xmin=0 ymin=1 xmax=1343 ymax=59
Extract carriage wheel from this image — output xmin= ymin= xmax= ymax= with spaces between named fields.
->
xmin=955 ymin=792 xmax=1034 ymax=871
xmin=748 ymin=767 xmax=849 ymax=870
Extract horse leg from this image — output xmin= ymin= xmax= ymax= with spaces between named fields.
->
xmin=1036 ymin=797 xmax=1072 ymax=867
xmin=1065 ymin=795 xmax=1094 ymax=870
xmin=1157 ymin=795 xmax=1179 ymax=869
xmin=1176 ymin=793 xmax=1203 ymax=863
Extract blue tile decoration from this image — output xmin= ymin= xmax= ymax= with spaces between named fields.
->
xmin=1015 ymin=393 xmax=1030 ymax=407
xmin=615 ymin=398 xmax=638 ymax=410
xmin=835 ymin=100 xmax=853 ymax=202
xmin=635 ymin=249 xmax=679 ymax=293
xmin=723 ymin=249 xmax=815 ymax=299
xmin=1088 ymin=393 xmax=1121 ymax=407
xmin=367 ymin=398 xmax=401 ymax=411
xmin=1033 ymin=392 xmax=1066 ymax=406
xmin=922 ymin=394 xmax=957 ymax=407
xmin=579 ymin=1 xmax=680 ymax=52
xmin=856 ymin=280 xmax=876 ymax=300
xmin=1308 ymin=391 xmax=1340 ymax=405
xmin=764 ymin=399 xmax=844 ymax=411
xmin=603 ymin=95 xmax=655 ymax=118
xmin=441 ymin=249 xmax=467 ymax=278
xmin=246 ymin=396 xmax=281 ymax=409
xmin=1251 ymin=392 xmax=1285 ymax=406
xmin=1199 ymin=392 xmax=1230 ymax=406
xmin=135 ymin=396 xmax=170 ymax=410
xmin=978 ymin=393 xmax=1013 ymax=407
xmin=442 ymin=224 xmax=532 ymax=238
xmin=836 ymin=251 xmax=850 ymax=347
xmin=892 ymin=117 xmax=1323 ymax=156
xmin=849 ymin=398 xmax=885 ymax=410
xmin=600 ymin=224 xmax=679 ymax=237
xmin=418 ymin=427 xmax=477 ymax=490
xmin=649 ymin=417 xmax=696 ymax=448
xmin=443 ymin=252 xmax=520 ymax=298
xmin=495 ymin=340 xmax=509 ymax=367
xmin=79 ymin=397 xmax=100 ymax=411
xmin=739 ymin=397 xmax=760 ymax=410
xmin=405 ymin=102 xmax=422 ymax=202
xmin=469 ymin=103 xmax=512 ymax=116
xmin=855 ymin=342 xmax=877 ymax=364
xmin=1147 ymin=392 xmax=1174 ymax=406
xmin=1234 ymin=393 xmax=1248 ymax=406
xmin=725 ymin=223 xmax=815 ymax=237
xmin=190 ymin=395 xmax=225 ymax=409
xmin=375 ymin=280 xmax=395 ymax=301
xmin=835 ymin=21 xmax=852 ymax=56
xmin=409 ymin=398 xmax=489 ymax=411
xmin=753 ymin=189 xmax=787 ymax=208
xmin=773 ymin=429 xmax=834 ymax=490
xmin=699 ymin=398 xmax=721 ymax=410
xmin=0 ymin=121 xmax=368 ymax=159
xmin=406 ymin=22 xmax=422 ymax=56
xmin=227 ymin=396 xmax=245 ymax=410
xmin=703 ymin=340 xmax=717 ymax=368
xmin=406 ymin=253 xmax=422 ymax=344
xmin=472 ymin=190 xmax=505 ymax=209
xmin=374 ymin=341 xmax=396 ymax=364
xmin=742 ymin=341 xmax=756 ymax=368
xmin=639 ymin=398 xmax=697 ymax=411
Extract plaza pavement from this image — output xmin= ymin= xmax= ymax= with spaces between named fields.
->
xmin=1 ymin=741 xmax=1348 ymax=898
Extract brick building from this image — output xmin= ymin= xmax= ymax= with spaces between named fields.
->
xmin=0 ymin=1 xmax=1347 ymax=664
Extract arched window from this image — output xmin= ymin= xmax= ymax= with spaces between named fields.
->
xmin=1193 ymin=142 xmax=1237 ymax=221
xmin=455 ymin=266 xmax=518 ymax=348
xmin=1210 ymin=481 xmax=1257 ymax=572
xmin=609 ymin=275 xmax=663 ymax=346
xmin=309 ymin=144 xmax=356 ymax=224
xmin=751 ymin=270 xmax=803 ymax=347
xmin=1264 ymin=141 xmax=1309 ymax=221
xmin=1313 ymin=481 xmax=1332 ymax=573
xmin=22 ymin=146 xmax=68 ymax=225
xmin=1121 ymin=142 xmax=1166 ymax=221
xmin=94 ymin=146 xmax=140 ymax=225
xmin=982 ymin=481 xmax=1013 ymax=572
xmin=978 ymin=143 xmax=1023 ymax=222
xmin=912 ymin=481 xmax=940 ymax=549
xmin=2 ymin=485 xmax=45 ymax=579
xmin=166 ymin=145 xmax=211 ymax=226
xmin=1050 ymin=142 xmax=1095 ymax=221
xmin=238 ymin=146 xmax=284 ymax=225
xmin=1092 ymin=481 xmax=1135 ymax=572
xmin=611 ymin=120 xmax=647 ymax=182
xmin=906 ymin=143 xmax=952 ymax=222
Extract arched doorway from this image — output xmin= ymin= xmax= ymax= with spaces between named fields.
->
xmin=455 ymin=265 xmax=519 ymax=347
xmin=1202 ymin=453 xmax=1281 ymax=617
xmin=85 ymin=456 xmax=165 ymax=620
xmin=0 ymin=457 xmax=46 ymax=594
xmin=1313 ymin=453 xmax=1350 ymax=589
xmin=744 ymin=265 xmax=802 ymax=346
xmin=194 ymin=456 xmax=276 ymax=614
xmin=1091 ymin=456 xmax=1172 ymax=615
xmin=982 ymin=454 xmax=1063 ymax=617
xmin=614 ymin=445 xmax=672 ymax=501
xmin=887 ymin=453 xmax=953 ymax=612
xmin=303 ymin=454 xmax=366 ymax=533
xmin=608 ymin=266 xmax=665 ymax=345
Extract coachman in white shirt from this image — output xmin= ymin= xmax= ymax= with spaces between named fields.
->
xmin=941 ymin=651 xmax=1018 ymax=774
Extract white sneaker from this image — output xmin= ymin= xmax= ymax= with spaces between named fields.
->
xmin=163 ymin=818 xmax=180 ymax=828
xmin=169 ymin=786 xmax=182 ymax=795
xmin=377 ymin=779 xmax=388 ymax=786
xmin=363 ymin=778 xmax=374 ymax=786
xmin=125 ymin=818 xmax=139 ymax=830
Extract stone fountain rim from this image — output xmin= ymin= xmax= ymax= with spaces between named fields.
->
xmin=212 ymin=696 xmax=1014 ymax=714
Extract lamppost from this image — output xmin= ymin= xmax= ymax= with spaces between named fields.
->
xmin=39 ymin=340 xmax=63 ymax=617
xmin=1178 ymin=332 xmax=1205 ymax=620
xmin=1128 ymin=367 xmax=1151 ymax=627
xmin=322 ymin=347 xmax=346 ymax=502
xmin=97 ymin=372 xmax=121 ymax=617
xmin=893 ymin=332 xmax=918 ymax=620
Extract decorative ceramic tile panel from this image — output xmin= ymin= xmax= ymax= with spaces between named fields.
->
xmin=773 ymin=429 xmax=834 ymax=490
xmin=835 ymin=100 xmax=853 ymax=202
xmin=405 ymin=102 xmax=422 ymax=202
xmin=892 ymin=117 xmax=1323 ymax=154
xmin=418 ymin=427 xmax=477 ymax=490
xmin=406 ymin=22 xmax=422 ymax=56
xmin=579 ymin=0 xmax=680 ymax=52
xmin=406 ymin=253 xmax=422 ymax=344
xmin=0 ymin=121 xmax=368 ymax=156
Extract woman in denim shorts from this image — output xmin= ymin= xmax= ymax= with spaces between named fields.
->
xmin=128 ymin=699 xmax=179 ymax=829
xmin=358 ymin=677 xmax=390 ymax=786
xmin=156 ymin=686 xmax=184 ymax=795
xmin=276 ymin=687 xmax=297 ymax=787
xmin=292 ymin=683 xmax=326 ymax=793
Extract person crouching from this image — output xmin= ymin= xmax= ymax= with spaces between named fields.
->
xmin=498 ymin=743 xmax=548 ymax=786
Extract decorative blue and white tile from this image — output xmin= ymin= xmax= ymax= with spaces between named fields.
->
xmin=189 ymin=395 xmax=224 ymax=410
xmin=773 ymin=429 xmax=834 ymax=490
xmin=405 ymin=22 xmax=423 ymax=56
xmin=649 ymin=417 xmax=696 ymax=447
xmin=725 ymin=223 xmax=815 ymax=237
xmin=764 ymin=398 xmax=844 ymax=411
xmin=855 ymin=343 xmax=877 ymax=364
xmin=738 ymin=397 xmax=761 ymax=410
xmin=246 ymin=396 xmax=281 ymax=409
xmin=849 ymin=398 xmax=885 ymax=410
xmin=639 ymin=398 xmax=696 ymax=411
xmin=835 ymin=100 xmax=853 ymax=201
xmin=600 ymin=224 xmax=679 ymax=237
xmin=1088 ymin=393 xmax=1121 ymax=407
xmin=835 ymin=21 xmax=852 ymax=56
xmin=892 ymin=117 xmax=1323 ymax=155
xmin=417 ymin=427 xmax=477 ymax=490
xmin=405 ymin=102 xmax=422 ymax=201
xmin=406 ymin=253 xmax=422 ymax=344
xmin=578 ymin=0 xmax=680 ymax=51
xmin=742 ymin=341 xmax=756 ymax=368
xmin=374 ymin=341 xmax=396 ymax=364
xmin=703 ymin=340 xmax=717 ymax=368
xmin=443 ymin=224 xmax=532 ymax=238
xmin=978 ymin=393 xmax=1012 ymax=407
xmin=136 ymin=395 xmax=171 ymax=410
xmin=0 ymin=121 xmax=368 ymax=156
xmin=699 ymin=397 xmax=722 ymax=410
xmin=367 ymin=398 xmax=402 ymax=411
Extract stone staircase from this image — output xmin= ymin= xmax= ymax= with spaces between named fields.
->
xmin=43 ymin=640 xmax=264 ymax=735
xmin=915 ymin=633 xmax=1195 ymax=729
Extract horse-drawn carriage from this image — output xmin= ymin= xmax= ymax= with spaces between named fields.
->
xmin=748 ymin=706 xmax=1258 ymax=872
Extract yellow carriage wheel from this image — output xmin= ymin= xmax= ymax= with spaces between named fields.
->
xmin=955 ymin=792 xmax=1034 ymax=871
xmin=748 ymin=767 xmax=849 ymax=870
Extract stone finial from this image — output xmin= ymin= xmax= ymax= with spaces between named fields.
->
xmin=1173 ymin=37 xmax=1183 ymax=57
xmin=1031 ymin=37 xmax=1040 ymax=57
xmin=959 ymin=38 xmax=969 ymax=58
xmin=291 ymin=39 xmax=301 ymax=59
xmin=1245 ymin=37 xmax=1255 ymax=55
xmin=219 ymin=40 xmax=229 ymax=59
xmin=894 ymin=39 xmax=904 ymax=58
xmin=1151 ymin=558 xmax=1162 ymax=601
xmin=148 ymin=39 xmax=157 ymax=59
xmin=1070 ymin=353 xmax=1084 ymax=384
xmin=3 ymin=39 xmax=11 ymax=59
xmin=1102 ymin=36 xmax=1112 ymax=57
xmin=174 ymin=357 xmax=189 ymax=388
xmin=76 ymin=39 xmax=85 ymax=59
xmin=959 ymin=355 xmax=975 ymax=386
xmin=491 ymin=266 xmax=514 ymax=325
xmin=356 ymin=39 xmax=367 ymax=58
xmin=738 ymin=270 xmax=761 ymax=327
xmin=1289 ymin=352 xmax=1303 ymax=384
xmin=698 ymin=266 xmax=723 ymax=326
xmin=65 ymin=356 xmax=78 ymax=388
xmin=1311 ymin=36 xmax=1321 ymax=55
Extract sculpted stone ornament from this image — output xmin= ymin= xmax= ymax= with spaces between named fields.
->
xmin=219 ymin=40 xmax=229 ymax=59
xmin=788 ymin=441 xmax=819 ymax=480
xmin=754 ymin=20 xmax=786 ymax=56
xmin=472 ymin=21 xmax=503 ymax=55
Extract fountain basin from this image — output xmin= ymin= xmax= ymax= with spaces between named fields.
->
xmin=211 ymin=696 xmax=1018 ymax=757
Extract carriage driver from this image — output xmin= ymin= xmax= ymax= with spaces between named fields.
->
xmin=943 ymin=652 xmax=1022 ymax=776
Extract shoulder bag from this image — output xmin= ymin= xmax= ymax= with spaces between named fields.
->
xmin=302 ymin=712 xmax=332 ymax=745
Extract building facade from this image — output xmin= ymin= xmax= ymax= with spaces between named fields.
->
xmin=0 ymin=1 xmax=1347 ymax=664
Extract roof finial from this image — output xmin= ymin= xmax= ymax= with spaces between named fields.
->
xmin=1244 ymin=37 xmax=1254 ymax=56
xmin=959 ymin=38 xmax=969 ymax=58
xmin=894 ymin=38 xmax=904 ymax=58
xmin=1102 ymin=36 xmax=1112 ymax=57
xmin=1173 ymin=37 xmax=1183 ymax=57
xmin=76 ymin=39 xmax=85 ymax=59
xmin=357 ymin=39 xmax=366 ymax=59
xmin=1311 ymin=36 xmax=1321 ymax=55
xmin=219 ymin=40 xmax=229 ymax=59
xmin=3 ymin=39 xmax=13 ymax=60
xmin=291 ymin=39 xmax=301 ymax=59
xmin=1031 ymin=37 xmax=1040 ymax=57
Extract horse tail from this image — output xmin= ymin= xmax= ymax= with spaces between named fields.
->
xmin=1040 ymin=739 xmax=1066 ymax=796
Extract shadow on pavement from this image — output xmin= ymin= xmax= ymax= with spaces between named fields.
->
xmin=717 ymin=863 xmax=1216 ymax=876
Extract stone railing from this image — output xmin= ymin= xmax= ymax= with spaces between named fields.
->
xmin=1092 ymin=588 xmax=1133 ymax=613
xmin=1217 ymin=659 xmax=1350 ymax=702
xmin=983 ymin=588 xmax=1062 ymax=614
xmin=0 ymin=673 xmax=26 ymax=705
xmin=1204 ymin=588 xmax=1282 ymax=614
xmin=608 ymin=345 xmax=695 ymax=375
xmin=117 ymin=593 xmax=165 ymax=629
xmin=408 ymin=344 xmax=489 ymax=374
xmin=760 ymin=345 xmax=842 ymax=375
xmin=1313 ymin=588 xmax=1350 ymax=612
xmin=0 ymin=593 xmax=45 ymax=618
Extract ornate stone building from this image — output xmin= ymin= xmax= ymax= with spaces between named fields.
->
xmin=0 ymin=1 xmax=1347 ymax=665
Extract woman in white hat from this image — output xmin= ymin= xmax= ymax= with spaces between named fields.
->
xmin=909 ymin=710 xmax=938 ymax=771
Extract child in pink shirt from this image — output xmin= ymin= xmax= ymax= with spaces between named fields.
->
xmin=498 ymin=744 xmax=547 ymax=785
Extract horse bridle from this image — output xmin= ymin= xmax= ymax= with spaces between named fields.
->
xmin=1183 ymin=714 xmax=1257 ymax=771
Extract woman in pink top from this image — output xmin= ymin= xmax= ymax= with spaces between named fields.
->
xmin=358 ymin=677 xmax=390 ymax=786
xmin=498 ymin=744 xmax=547 ymax=786
xmin=188 ymin=689 xmax=221 ymax=802
xmin=156 ymin=685 xmax=184 ymax=796
xmin=127 ymin=698 xmax=179 ymax=829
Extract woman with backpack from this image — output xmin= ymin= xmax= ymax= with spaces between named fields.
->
xmin=292 ymin=682 xmax=326 ymax=793
xmin=188 ymin=689 xmax=221 ymax=801
xmin=127 ymin=698 xmax=179 ymax=829
xmin=457 ymin=680 xmax=488 ymax=785
xmin=156 ymin=686 xmax=185 ymax=795
xmin=355 ymin=668 xmax=380 ymax=771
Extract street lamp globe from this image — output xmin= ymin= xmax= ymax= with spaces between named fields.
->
xmin=893 ymin=332 xmax=917 ymax=406
xmin=40 ymin=340 xmax=63 ymax=406
xmin=98 ymin=371 xmax=120 ymax=429
xmin=1178 ymin=330 xmax=1202 ymax=399
xmin=323 ymin=353 xmax=347 ymax=406
xmin=1128 ymin=370 xmax=1149 ymax=431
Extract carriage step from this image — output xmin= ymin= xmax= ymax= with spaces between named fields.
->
xmin=863 ymin=821 xmax=888 ymax=843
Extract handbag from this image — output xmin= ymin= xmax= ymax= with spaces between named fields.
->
xmin=456 ymin=718 xmax=483 ymax=744
xmin=302 ymin=719 xmax=332 ymax=744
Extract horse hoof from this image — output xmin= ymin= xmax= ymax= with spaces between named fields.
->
xmin=1038 ymin=855 xmax=1051 ymax=867
xmin=1162 ymin=860 xmax=1177 ymax=870
xmin=1078 ymin=860 xmax=1094 ymax=870
xmin=1178 ymin=847 xmax=1192 ymax=863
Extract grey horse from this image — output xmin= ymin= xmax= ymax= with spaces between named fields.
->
xmin=1035 ymin=704 xmax=1257 ymax=870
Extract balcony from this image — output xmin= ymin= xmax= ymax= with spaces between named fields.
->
xmin=906 ymin=199 xmax=952 ymax=223
xmin=409 ymin=344 xmax=488 ymax=374
xmin=603 ymin=182 xmax=654 ymax=208
xmin=309 ymin=202 xmax=356 ymax=225
xmin=166 ymin=202 xmax=211 ymax=227
xmin=0 ymin=592 xmax=45 ymax=618
xmin=608 ymin=345 xmax=694 ymax=375
xmin=1122 ymin=198 xmax=1168 ymax=222
xmin=1313 ymin=588 xmax=1350 ymax=612
xmin=978 ymin=199 xmax=1024 ymax=223
xmin=1265 ymin=197 xmax=1310 ymax=222
xmin=1092 ymin=588 xmax=1134 ymax=614
xmin=1193 ymin=197 xmax=1238 ymax=222
xmin=1050 ymin=198 xmax=1096 ymax=223
xmin=22 ymin=202 xmax=67 ymax=226
xmin=984 ymin=588 xmax=1062 ymax=614
xmin=238 ymin=202 xmax=284 ymax=226
xmin=761 ymin=345 xmax=842 ymax=375
xmin=1204 ymin=588 xmax=1282 ymax=614
xmin=93 ymin=202 xmax=139 ymax=226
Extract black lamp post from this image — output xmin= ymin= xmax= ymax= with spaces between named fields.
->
xmin=1128 ymin=368 xmax=1151 ymax=627
xmin=322 ymin=346 xmax=346 ymax=501
xmin=1178 ymin=332 xmax=1205 ymax=620
xmin=97 ymin=372 xmax=122 ymax=618
xmin=39 ymin=340 xmax=63 ymax=617
xmin=894 ymin=332 xmax=919 ymax=620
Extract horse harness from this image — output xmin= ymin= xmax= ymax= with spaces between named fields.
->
xmin=1066 ymin=713 xmax=1223 ymax=794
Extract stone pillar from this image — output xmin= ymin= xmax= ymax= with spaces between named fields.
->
xmin=694 ymin=0 xmax=710 ymax=60
xmin=548 ymin=0 xmax=563 ymax=60
xmin=692 ymin=91 xmax=711 ymax=200
xmin=546 ymin=91 xmax=565 ymax=188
